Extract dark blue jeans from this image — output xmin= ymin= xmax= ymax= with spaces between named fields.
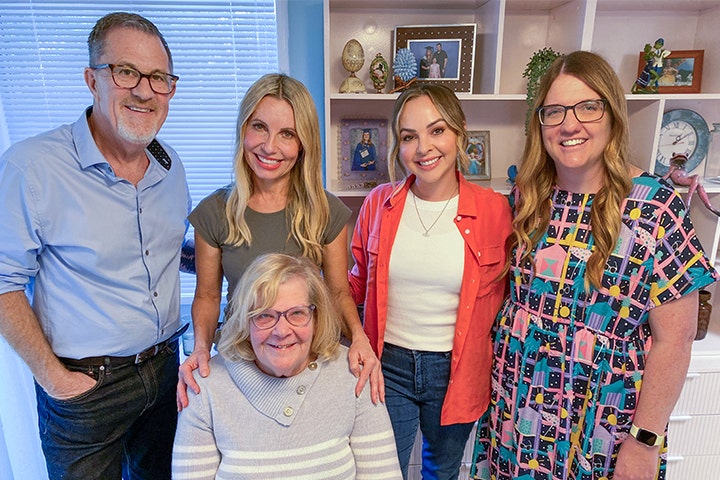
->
xmin=35 ymin=342 xmax=179 ymax=480
xmin=382 ymin=343 xmax=475 ymax=480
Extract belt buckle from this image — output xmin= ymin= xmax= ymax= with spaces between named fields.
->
xmin=134 ymin=344 xmax=160 ymax=364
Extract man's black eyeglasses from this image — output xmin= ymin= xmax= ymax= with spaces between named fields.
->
xmin=91 ymin=64 xmax=179 ymax=94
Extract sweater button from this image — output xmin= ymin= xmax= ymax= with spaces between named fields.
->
xmin=297 ymin=385 xmax=306 ymax=395
xmin=284 ymin=406 xmax=294 ymax=417
xmin=308 ymin=362 xmax=318 ymax=371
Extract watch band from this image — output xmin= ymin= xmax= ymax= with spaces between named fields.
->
xmin=629 ymin=424 xmax=664 ymax=447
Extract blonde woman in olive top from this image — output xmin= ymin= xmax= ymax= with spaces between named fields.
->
xmin=176 ymin=74 xmax=382 ymax=410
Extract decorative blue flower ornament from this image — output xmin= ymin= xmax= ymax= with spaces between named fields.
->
xmin=393 ymin=48 xmax=417 ymax=82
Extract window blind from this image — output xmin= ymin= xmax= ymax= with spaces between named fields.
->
xmin=0 ymin=1 xmax=280 ymax=301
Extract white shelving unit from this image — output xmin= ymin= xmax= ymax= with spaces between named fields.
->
xmin=323 ymin=1 xmax=720 ymax=477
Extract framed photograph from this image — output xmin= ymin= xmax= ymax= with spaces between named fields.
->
xmin=394 ymin=24 xmax=476 ymax=93
xmin=339 ymin=118 xmax=389 ymax=188
xmin=462 ymin=130 xmax=490 ymax=180
xmin=636 ymin=49 xmax=704 ymax=93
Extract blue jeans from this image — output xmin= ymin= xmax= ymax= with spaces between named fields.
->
xmin=382 ymin=343 xmax=475 ymax=480
xmin=35 ymin=342 xmax=179 ymax=480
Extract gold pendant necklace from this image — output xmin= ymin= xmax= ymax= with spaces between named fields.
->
xmin=411 ymin=189 xmax=456 ymax=237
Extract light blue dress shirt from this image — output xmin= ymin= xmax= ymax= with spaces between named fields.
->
xmin=0 ymin=108 xmax=190 ymax=358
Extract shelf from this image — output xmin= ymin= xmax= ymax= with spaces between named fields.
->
xmin=628 ymin=93 xmax=720 ymax=102
xmin=594 ymin=0 xmax=720 ymax=12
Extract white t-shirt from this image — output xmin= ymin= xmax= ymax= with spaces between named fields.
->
xmin=385 ymin=191 xmax=464 ymax=352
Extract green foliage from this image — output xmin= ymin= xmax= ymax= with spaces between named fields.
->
xmin=523 ymin=47 xmax=562 ymax=133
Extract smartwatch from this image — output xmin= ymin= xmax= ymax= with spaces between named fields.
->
xmin=629 ymin=424 xmax=664 ymax=447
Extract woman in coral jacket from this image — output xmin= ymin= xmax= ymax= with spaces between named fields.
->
xmin=348 ymin=83 xmax=512 ymax=480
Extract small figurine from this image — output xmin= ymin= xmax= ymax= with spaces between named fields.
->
xmin=507 ymin=165 xmax=517 ymax=186
xmin=663 ymin=153 xmax=720 ymax=216
xmin=632 ymin=38 xmax=670 ymax=94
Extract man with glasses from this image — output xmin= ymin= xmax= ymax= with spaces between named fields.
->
xmin=0 ymin=12 xmax=189 ymax=479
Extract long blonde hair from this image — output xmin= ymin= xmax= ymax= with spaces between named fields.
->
xmin=513 ymin=51 xmax=633 ymax=289
xmin=387 ymin=83 xmax=469 ymax=182
xmin=218 ymin=254 xmax=341 ymax=363
xmin=225 ymin=74 xmax=329 ymax=265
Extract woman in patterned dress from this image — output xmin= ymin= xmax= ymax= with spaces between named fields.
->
xmin=472 ymin=51 xmax=718 ymax=480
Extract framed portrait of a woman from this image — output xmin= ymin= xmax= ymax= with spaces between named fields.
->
xmin=339 ymin=118 xmax=389 ymax=189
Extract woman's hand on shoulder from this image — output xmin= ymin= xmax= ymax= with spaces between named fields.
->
xmin=348 ymin=335 xmax=384 ymax=404
xmin=176 ymin=348 xmax=212 ymax=411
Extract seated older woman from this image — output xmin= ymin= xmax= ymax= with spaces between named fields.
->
xmin=172 ymin=253 xmax=401 ymax=479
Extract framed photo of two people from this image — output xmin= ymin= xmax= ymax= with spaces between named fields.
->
xmin=394 ymin=24 xmax=476 ymax=93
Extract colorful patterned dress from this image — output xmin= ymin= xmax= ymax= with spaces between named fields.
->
xmin=472 ymin=174 xmax=718 ymax=480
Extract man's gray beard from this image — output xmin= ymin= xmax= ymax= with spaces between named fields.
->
xmin=118 ymin=120 xmax=157 ymax=146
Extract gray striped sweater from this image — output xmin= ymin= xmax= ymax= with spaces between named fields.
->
xmin=172 ymin=345 xmax=401 ymax=479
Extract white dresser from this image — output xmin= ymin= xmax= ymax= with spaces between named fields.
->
xmin=666 ymin=316 xmax=720 ymax=479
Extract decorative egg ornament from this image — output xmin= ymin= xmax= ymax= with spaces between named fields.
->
xmin=339 ymin=39 xmax=367 ymax=93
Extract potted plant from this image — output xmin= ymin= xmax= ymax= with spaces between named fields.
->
xmin=523 ymin=47 xmax=562 ymax=133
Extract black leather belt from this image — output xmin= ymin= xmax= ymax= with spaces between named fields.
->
xmin=59 ymin=323 xmax=189 ymax=368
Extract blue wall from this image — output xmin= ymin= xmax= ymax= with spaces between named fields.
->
xmin=286 ymin=0 xmax=326 ymax=182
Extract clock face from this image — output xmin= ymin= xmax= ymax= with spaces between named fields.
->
xmin=656 ymin=120 xmax=697 ymax=166
xmin=654 ymin=109 xmax=710 ymax=176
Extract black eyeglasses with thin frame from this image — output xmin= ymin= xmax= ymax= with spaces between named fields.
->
xmin=536 ymin=99 xmax=608 ymax=126
xmin=91 ymin=64 xmax=179 ymax=94
xmin=249 ymin=304 xmax=316 ymax=330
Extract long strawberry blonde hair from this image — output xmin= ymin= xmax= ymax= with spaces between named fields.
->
xmin=512 ymin=51 xmax=633 ymax=289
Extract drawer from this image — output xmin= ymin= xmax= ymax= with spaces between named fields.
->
xmin=667 ymin=414 xmax=720 ymax=456
xmin=666 ymin=454 xmax=720 ymax=479
xmin=673 ymin=372 xmax=720 ymax=415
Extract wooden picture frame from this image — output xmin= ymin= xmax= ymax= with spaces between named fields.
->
xmin=462 ymin=130 xmax=490 ymax=180
xmin=339 ymin=118 xmax=389 ymax=189
xmin=636 ymin=49 xmax=704 ymax=93
xmin=394 ymin=24 xmax=476 ymax=93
